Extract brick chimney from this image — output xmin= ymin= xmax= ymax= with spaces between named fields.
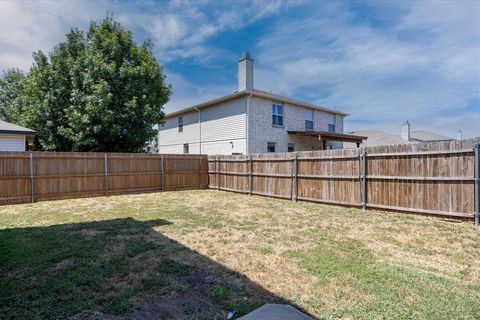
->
xmin=400 ymin=121 xmax=411 ymax=141
xmin=238 ymin=52 xmax=253 ymax=91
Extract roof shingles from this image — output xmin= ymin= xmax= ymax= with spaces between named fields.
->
xmin=0 ymin=120 xmax=36 ymax=135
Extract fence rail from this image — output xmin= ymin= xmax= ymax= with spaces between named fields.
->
xmin=209 ymin=140 xmax=480 ymax=222
xmin=0 ymin=152 xmax=208 ymax=205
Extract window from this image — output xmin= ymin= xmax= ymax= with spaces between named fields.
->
xmin=178 ymin=116 xmax=183 ymax=132
xmin=183 ymin=143 xmax=189 ymax=154
xmin=272 ymin=104 xmax=283 ymax=126
xmin=288 ymin=144 xmax=295 ymax=152
xmin=267 ymin=142 xmax=276 ymax=153
xmin=305 ymin=110 xmax=314 ymax=131
xmin=328 ymin=114 xmax=335 ymax=132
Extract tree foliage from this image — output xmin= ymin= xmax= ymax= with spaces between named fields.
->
xmin=0 ymin=69 xmax=27 ymax=122
xmin=0 ymin=17 xmax=171 ymax=151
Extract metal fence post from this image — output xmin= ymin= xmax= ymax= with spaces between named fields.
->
xmin=292 ymin=152 xmax=298 ymax=202
xmin=29 ymin=153 xmax=34 ymax=203
xmin=160 ymin=154 xmax=164 ymax=191
xmin=249 ymin=155 xmax=252 ymax=195
xmin=104 ymin=154 xmax=109 ymax=196
xmin=474 ymin=143 xmax=479 ymax=225
xmin=216 ymin=156 xmax=220 ymax=191
xmin=361 ymin=147 xmax=367 ymax=211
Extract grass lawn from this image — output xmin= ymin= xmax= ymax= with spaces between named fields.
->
xmin=1 ymin=190 xmax=479 ymax=319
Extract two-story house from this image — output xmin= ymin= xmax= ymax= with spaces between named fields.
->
xmin=158 ymin=53 xmax=365 ymax=155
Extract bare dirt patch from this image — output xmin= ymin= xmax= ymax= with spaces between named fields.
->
xmin=50 ymin=258 xmax=75 ymax=272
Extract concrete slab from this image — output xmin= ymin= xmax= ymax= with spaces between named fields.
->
xmin=238 ymin=304 xmax=312 ymax=320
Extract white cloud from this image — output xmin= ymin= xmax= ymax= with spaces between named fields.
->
xmin=163 ymin=70 xmax=235 ymax=112
xmin=0 ymin=0 xmax=108 ymax=71
xmin=1 ymin=0 xmax=477 ymax=138
xmin=0 ymin=0 xmax=292 ymax=71
xmin=142 ymin=0 xmax=293 ymax=63
xmin=421 ymin=113 xmax=480 ymax=139
xmin=253 ymin=1 xmax=480 ymax=137
xmin=150 ymin=15 xmax=188 ymax=48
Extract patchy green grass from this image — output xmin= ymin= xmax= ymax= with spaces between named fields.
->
xmin=0 ymin=190 xmax=479 ymax=319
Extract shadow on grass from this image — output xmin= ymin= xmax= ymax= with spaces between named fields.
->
xmin=0 ymin=217 xmax=298 ymax=319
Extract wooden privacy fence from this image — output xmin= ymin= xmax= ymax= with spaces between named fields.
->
xmin=209 ymin=140 xmax=480 ymax=222
xmin=0 ymin=152 xmax=208 ymax=205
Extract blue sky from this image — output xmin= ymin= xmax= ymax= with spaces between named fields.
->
xmin=1 ymin=0 xmax=479 ymax=138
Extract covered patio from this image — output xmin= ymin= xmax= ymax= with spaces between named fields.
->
xmin=287 ymin=130 xmax=367 ymax=148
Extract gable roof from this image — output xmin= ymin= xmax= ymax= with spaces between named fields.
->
xmin=165 ymin=89 xmax=349 ymax=118
xmin=0 ymin=120 xmax=36 ymax=135
xmin=411 ymin=130 xmax=452 ymax=142
xmin=347 ymin=128 xmax=453 ymax=147
xmin=348 ymin=129 xmax=410 ymax=146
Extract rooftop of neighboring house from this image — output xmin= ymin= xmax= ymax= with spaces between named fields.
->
xmin=346 ymin=129 xmax=408 ymax=147
xmin=345 ymin=121 xmax=453 ymax=147
xmin=164 ymin=52 xmax=349 ymax=119
xmin=409 ymin=130 xmax=453 ymax=142
xmin=0 ymin=119 xmax=36 ymax=135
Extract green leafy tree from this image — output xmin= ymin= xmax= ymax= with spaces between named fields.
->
xmin=0 ymin=69 xmax=27 ymax=123
xmin=0 ymin=17 xmax=171 ymax=151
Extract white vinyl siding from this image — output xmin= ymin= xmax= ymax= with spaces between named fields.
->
xmin=158 ymin=97 xmax=247 ymax=154
xmin=159 ymin=139 xmax=246 ymax=155
xmin=200 ymin=98 xmax=246 ymax=141
xmin=0 ymin=134 xmax=25 ymax=151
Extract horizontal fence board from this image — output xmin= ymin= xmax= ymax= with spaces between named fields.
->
xmin=366 ymin=203 xmax=474 ymax=218
xmin=366 ymin=149 xmax=474 ymax=158
xmin=297 ymin=196 xmax=361 ymax=207
xmin=298 ymin=174 xmax=359 ymax=180
xmin=365 ymin=175 xmax=474 ymax=181
xmin=252 ymin=190 xmax=292 ymax=200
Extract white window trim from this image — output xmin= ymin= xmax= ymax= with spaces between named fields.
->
xmin=305 ymin=109 xmax=314 ymax=131
xmin=328 ymin=114 xmax=336 ymax=132
xmin=178 ymin=116 xmax=183 ymax=133
xmin=272 ymin=104 xmax=284 ymax=127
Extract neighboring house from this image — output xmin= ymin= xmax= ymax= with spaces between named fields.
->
xmin=158 ymin=53 xmax=365 ymax=155
xmin=0 ymin=120 xmax=36 ymax=151
xmin=344 ymin=121 xmax=453 ymax=148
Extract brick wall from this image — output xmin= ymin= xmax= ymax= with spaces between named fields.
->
xmin=248 ymin=96 xmax=344 ymax=153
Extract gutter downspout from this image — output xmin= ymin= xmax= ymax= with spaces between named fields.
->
xmin=194 ymin=107 xmax=201 ymax=154
xmin=246 ymin=92 xmax=253 ymax=155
